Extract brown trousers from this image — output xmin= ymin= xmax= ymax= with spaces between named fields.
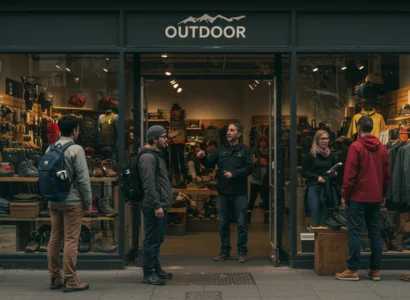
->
xmin=48 ymin=204 xmax=83 ymax=279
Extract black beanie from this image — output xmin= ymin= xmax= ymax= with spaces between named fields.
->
xmin=147 ymin=125 xmax=166 ymax=141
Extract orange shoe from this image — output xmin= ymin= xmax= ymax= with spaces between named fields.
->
xmin=335 ymin=269 xmax=359 ymax=281
xmin=366 ymin=269 xmax=380 ymax=281
xmin=400 ymin=274 xmax=410 ymax=281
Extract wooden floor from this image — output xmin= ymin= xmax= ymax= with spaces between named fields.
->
xmin=161 ymin=209 xmax=271 ymax=258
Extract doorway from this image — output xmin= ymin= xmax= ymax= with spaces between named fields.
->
xmin=128 ymin=53 xmax=288 ymax=267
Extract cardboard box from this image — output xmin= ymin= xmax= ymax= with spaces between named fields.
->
xmin=0 ymin=225 xmax=20 ymax=252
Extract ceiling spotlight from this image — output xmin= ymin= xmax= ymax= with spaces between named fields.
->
xmin=74 ymin=77 xmax=80 ymax=83
xmin=170 ymin=80 xmax=176 ymax=85
xmin=173 ymin=83 xmax=179 ymax=89
xmin=249 ymin=84 xmax=254 ymax=90
xmin=177 ymin=88 xmax=182 ymax=93
xmin=161 ymin=53 xmax=168 ymax=58
xmin=356 ymin=60 xmax=364 ymax=70
xmin=254 ymin=80 xmax=260 ymax=85
xmin=268 ymin=82 xmax=272 ymax=85
xmin=103 ymin=68 xmax=108 ymax=72
xmin=311 ymin=64 xmax=319 ymax=72
xmin=65 ymin=67 xmax=70 ymax=72
xmin=341 ymin=65 xmax=347 ymax=71
xmin=55 ymin=64 xmax=60 ymax=69
xmin=165 ymin=71 xmax=172 ymax=76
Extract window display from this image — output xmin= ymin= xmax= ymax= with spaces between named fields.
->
xmin=0 ymin=54 xmax=121 ymax=254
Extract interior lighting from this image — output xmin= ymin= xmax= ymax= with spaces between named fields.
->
xmin=173 ymin=83 xmax=179 ymax=89
xmin=249 ymin=84 xmax=254 ymax=90
xmin=356 ymin=60 xmax=364 ymax=70
xmin=55 ymin=64 xmax=60 ymax=69
xmin=65 ymin=67 xmax=70 ymax=72
xmin=161 ymin=53 xmax=168 ymax=58
xmin=254 ymin=80 xmax=260 ymax=85
xmin=177 ymin=88 xmax=182 ymax=93
xmin=103 ymin=68 xmax=108 ymax=72
xmin=165 ymin=71 xmax=172 ymax=76
xmin=312 ymin=64 xmax=319 ymax=72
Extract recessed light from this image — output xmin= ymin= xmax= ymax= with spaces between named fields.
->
xmin=161 ymin=53 xmax=168 ymax=58
xmin=165 ymin=71 xmax=172 ymax=76
xmin=65 ymin=68 xmax=70 ymax=72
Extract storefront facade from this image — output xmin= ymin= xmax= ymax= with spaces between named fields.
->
xmin=1 ymin=1 xmax=410 ymax=269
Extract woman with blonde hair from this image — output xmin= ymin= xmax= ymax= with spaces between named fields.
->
xmin=302 ymin=130 xmax=338 ymax=226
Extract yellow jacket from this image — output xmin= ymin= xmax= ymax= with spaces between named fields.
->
xmin=346 ymin=109 xmax=385 ymax=139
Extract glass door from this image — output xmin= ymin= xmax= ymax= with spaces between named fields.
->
xmin=269 ymin=77 xmax=280 ymax=266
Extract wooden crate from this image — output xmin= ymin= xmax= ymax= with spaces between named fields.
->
xmin=0 ymin=225 xmax=20 ymax=252
xmin=314 ymin=232 xmax=349 ymax=276
xmin=10 ymin=202 xmax=40 ymax=218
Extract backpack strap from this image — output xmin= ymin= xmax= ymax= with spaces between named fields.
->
xmin=56 ymin=141 xmax=75 ymax=152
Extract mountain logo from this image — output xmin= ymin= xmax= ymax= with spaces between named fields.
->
xmin=165 ymin=14 xmax=247 ymax=39
xmin=178 ymin=14 xmax=246 ymax=25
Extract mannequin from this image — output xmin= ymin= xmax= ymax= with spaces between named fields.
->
xmin=346 ymin=103 xmax=385 ymax=139
xmin=168 ymin=104 xmax=187 ymax=176
xmin=98 ymin=109 xmax=118 ymax=145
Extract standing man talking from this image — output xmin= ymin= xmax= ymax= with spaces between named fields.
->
xmin=139 ymin=125 xmax=173 ymax=285
xmin=336 ymin=116 xmax=390 ymax=281
xmin=198 ymin=123 xmax=253 ymax=263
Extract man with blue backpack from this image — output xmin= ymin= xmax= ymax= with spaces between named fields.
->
xmin=39 ymin=115 xmax=92 ymax=292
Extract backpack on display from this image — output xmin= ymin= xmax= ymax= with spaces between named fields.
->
xmin=38 ymin=142 xmax=74 ymax=202
xmin=120 ymin=153 xmax=159 ymax=203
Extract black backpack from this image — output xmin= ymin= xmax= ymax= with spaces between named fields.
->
xmin=120 ymin=152 xmax=160 ymax=203
xmin=38 ymin=142 xmax=74 ymax=202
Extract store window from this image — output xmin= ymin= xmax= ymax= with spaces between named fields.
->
xmin=0 ymin=53 xmax=120 ymax=254
xmin=296 ymin=53 xmax=409 ymax=255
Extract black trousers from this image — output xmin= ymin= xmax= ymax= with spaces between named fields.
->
xmin=171 ymin=144 xmax=186 ymax=175
xmin=142 ymin=207 xmax=168 ymax=275
xmin=247 ymin=183 xmax=269 ymax=211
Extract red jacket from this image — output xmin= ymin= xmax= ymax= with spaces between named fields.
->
xmin=341 ymin=135 xmax=390 ymax=203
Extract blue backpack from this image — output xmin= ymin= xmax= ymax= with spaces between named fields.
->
xmin=38 ymin=141 xmax=75 ymax=202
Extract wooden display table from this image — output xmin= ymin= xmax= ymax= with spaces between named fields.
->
xmin=308 ymin=226 xmax=349 ymax=276
xmin=168 ymin=206 xmax=187 ymax=235
xmin=172 ymin=188 xmax=218 ymax=196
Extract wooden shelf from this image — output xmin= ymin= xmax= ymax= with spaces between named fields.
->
xmin=53 ymin=106 xmax=94 ymax=111
xmin=145 ymin=119 xmax=170 ymax=123
xmin=0 ymin=216 xmax=116 ymax=222
xmin=0 ymin=177 xmax=118 ymax=183
xmin=172 ymin=188 xmax=218 ymax=196
xmin=186 ymin=128 xmax=201 ymax=131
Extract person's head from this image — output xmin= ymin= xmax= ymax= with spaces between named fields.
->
xmin=357 ymin=116 xmax=373 ymax=137
xmin=227 ymin=122 xmax=243 ymax=144
xmin=206 ymin=140 xmax=218 ymax=154
xmin=58 ymin=115 xmax=80 ymax=141
xmin=146 ymin=125 xmax=168 ymax=150
xmin=311 ymin=130 xmax=329 ymax=157
xmin=256 ymin=135 xmax=268 ymax=149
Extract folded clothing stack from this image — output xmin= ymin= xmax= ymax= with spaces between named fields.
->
xmin=0 ymin=197 xmax=10 ymax=216
xmin=12 ymin=193 xmax=42 ymax=202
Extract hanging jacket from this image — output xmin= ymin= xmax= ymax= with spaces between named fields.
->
xmin=341 ymin=134 xmax=390 ymax=203
xmin=346 ymin=109 xmax=386 ymax=139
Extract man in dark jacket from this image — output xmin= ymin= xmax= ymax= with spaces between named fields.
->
xmin=138 ymin=125 xmax=173 ymax=285
xmin=198 ymin=123 xmax=254 ymax=263
xmin=336 ymin=116 xmax=390 ymax=281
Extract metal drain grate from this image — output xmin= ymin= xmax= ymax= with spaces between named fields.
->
xmin=186 ymin=291 xmax=222 ymax=300
xmin=167 ymin=272 xmax=256 ymax=286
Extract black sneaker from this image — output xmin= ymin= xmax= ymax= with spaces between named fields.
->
xmin=143 ymin=273 xmax=166 ymax=285
xmin=155 ymin=268 xmax=173 ymax=280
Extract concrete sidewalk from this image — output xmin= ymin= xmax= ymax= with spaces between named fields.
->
xmin=0 ymin=266 xmax=409 ymax=300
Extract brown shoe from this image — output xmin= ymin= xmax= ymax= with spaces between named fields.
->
xmin=92 ymin=159 xmax=104 ymax=177
xmin=50 ymin=275 xmax=64 ymax=290
xmin=335 ymin=269 xmax=359 ymax=281
xmin=63 ymin=278 xmax=89 ymax=293
xmin=366 ymin=269 xmax=380 ymax=281
xmin=102 ymin=159 xmax=117 ymax=177
xmin=238 ymin=254 xmax=247 ymax=263
xmin=214 ymin=252 xmax=231 ymax=261
xmin=400 ymin=274 xmax=410 ymax=281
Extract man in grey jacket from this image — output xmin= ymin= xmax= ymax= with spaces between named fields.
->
xmin=139 ymin=125 xmax=173 ymax=285
xmin=47 ymin=115 xmax=92 ymax=292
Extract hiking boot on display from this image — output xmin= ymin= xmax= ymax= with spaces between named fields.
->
xmin=92 ymin=232 xmax=117 ymax=253
xmin=400 ymin=274 xmax=410 ymax=281
xmin=78 ymin=226 xmax=91 ymax=253
xmin=321 ymin=216 xmax=342 ymax=230
xmin=50 ymin=275 xmax=64 ymax=290
xmin=92 ymin=159 xmax=104 ymax=177
xmin=155 ymin=268 xmax=173 ymax=280
xmin=0 ymin=163 xmax=14 ymax=177
xmin=18 ymin=160 xmax=38 ymax=177
xmin=238 ymin=254 xmax=247 ymax=263
xmin=39 ymin=231 xmax=50 ymax=252
xmin=98 ymin=197 xmax=118 ymax=217
xmin=143 ymin=273 xmax=166 ymax=285
xmin=389 ymin=238 xmax=403 ymax=252
xmin=214 ymin=252 xmax=231 ymax=261
xmin=84 ymin=197 xmax=99 ymax=217
xmin=86 ymin=156 xmax=93 ymax=177
xmin=63 ymin=277 xmax=89 ymax=293
xmin=366 ymin=269 xmax=381 ymax=281
xmin=335 ymin=269 xmax=359 ymax=281
xmin=25 ymin=231 xmax=41 ymax=252
xmin=102 ymin=159 xmax=117 ymax=177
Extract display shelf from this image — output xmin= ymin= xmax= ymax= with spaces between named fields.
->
xmin=0 ymin=216 xmax=116 ymax=222
xmin=53 ymin=106 xmax=94 ymax=111
xmin=186 ymin=128 xmax=201 ymax=131
xmin=0 ymin=176 xmax=118 ymax=182
xmin=144 ymin=119 xmax=170 ymax=123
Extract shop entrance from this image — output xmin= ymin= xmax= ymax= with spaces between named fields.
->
xmin=132 ymin=53 xmax=287 ymax=267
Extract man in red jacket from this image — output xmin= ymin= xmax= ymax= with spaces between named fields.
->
xmin=336 ymin=116 xmax=390 ymax=281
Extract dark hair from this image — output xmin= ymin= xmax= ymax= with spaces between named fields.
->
xmin=58 ymin=115 xmax=79 ymax=137
xmin=357 ymin=116 xmax=373 ymax=134
xmin=207 ymin=140 xmax=218 ymax=148
xmin=229 ymin=122 xmax=243 ymax=134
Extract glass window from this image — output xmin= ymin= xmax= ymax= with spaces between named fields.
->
xmin=0 ymin=53 xmax=120 ymax=254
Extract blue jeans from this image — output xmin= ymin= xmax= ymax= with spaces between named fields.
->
xmin=218 ymin=194 xmax=248 ymax=255
xmin=307 ymin=184 xmax=323 ymax=226
xmin=142 ymin=207 xmax=168 ymax=275
xmin=347 ymin=200 xmax=382 ymax=271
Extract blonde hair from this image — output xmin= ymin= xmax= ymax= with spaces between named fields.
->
xmin=311 ymin=130 xmax=329 ymax=157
